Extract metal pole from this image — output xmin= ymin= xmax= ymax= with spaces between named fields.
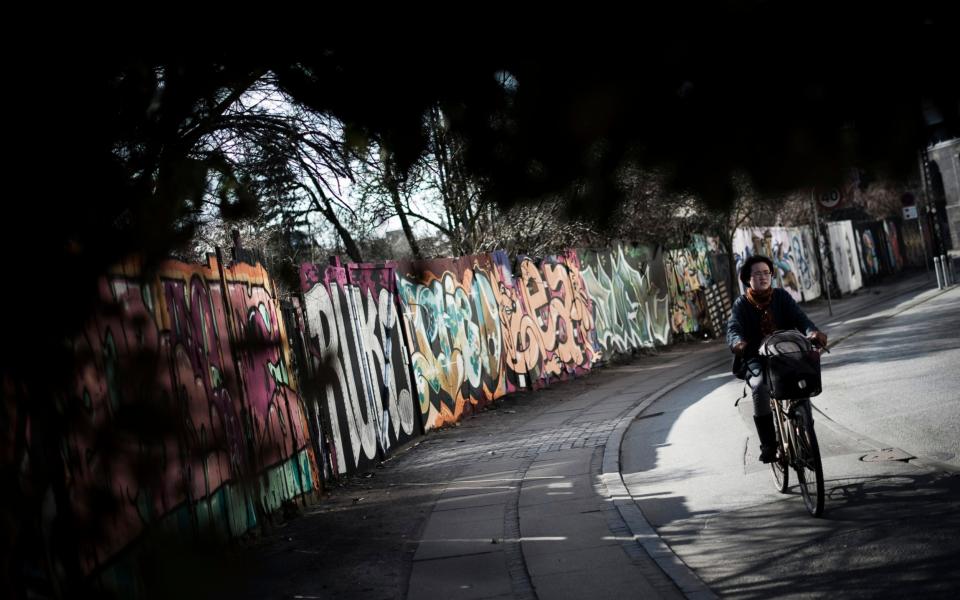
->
xmin=918 ymin=218 xmax=931 ymax=276
xmin=810 ymin=190 xmax=833 ymax=316
xmin=934 ymin=257 xmax=944 ymax=289
xmin=941 ymin=255 xmax=952 ymax=286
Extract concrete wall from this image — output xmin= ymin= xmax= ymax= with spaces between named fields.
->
xmin=928 ymin=138 xmax=960 ymax=251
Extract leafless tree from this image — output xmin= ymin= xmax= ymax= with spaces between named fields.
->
xmin=186 ymin=78 xmax=370 ymax=267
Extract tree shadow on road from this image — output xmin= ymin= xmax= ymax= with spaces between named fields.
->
xmin=660 ymin=470 xmax=960 ymax=599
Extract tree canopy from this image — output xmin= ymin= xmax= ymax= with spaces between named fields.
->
xmin=6 ymin=5 xmax=958 ymax=370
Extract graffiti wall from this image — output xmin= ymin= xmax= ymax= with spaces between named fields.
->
xmin=15 ymin=218 xmax=915 ymax=595
xmin=394 ymin=255 xmax=508 ymax=431
xmin=63 ymin=255 xmax=314 ymax=577
xmin=799 ymin=228 xmax=822 ymax=299
xmin=511 ymin=252 xmax=600 ymax=388
xmin=899 ymin=218 xmax=932 ymax=267
xmin=579 ymin=244 xmax=671 ymax=356
xmin=663 ymin=235 xmax=714 ymax=335
xmin=732 ymin=226 xmax=822 ymax=302
xmin=826 ymin=220 xmax=864 ymax=294
xmin=705 ymin=236 xmax=733 ymax=294
xmin=854 ymin=221 xmax=894 ymax=280
xmin=346 ymin=262 xmax=419 ymax=454
xmin=490 ymin=250 xmax=540 ymax=391
xmin=560 ymin=251 xmax=603 ymax=369
xmin=299 ymin=261 xmax=419 ymax=475
xmin=856 ymin=224 xmax=880 ymax=279
xmin=882 ymin=220 xmax=905 ymax=273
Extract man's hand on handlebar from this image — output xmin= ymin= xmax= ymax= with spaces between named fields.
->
xmin=732 ymin=341 xmax=748 ymax=355
xmin=807 ymin=330 xmax=828 ymax=350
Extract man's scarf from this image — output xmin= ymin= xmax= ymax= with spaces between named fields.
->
xmin=746 ymin=287 xmax=776 ymax=336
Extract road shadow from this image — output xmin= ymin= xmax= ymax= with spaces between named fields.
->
xmin=659 ymin=470 xmax=960 ymax=599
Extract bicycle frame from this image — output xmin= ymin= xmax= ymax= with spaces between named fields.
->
xmin=769 ymin=394 xmax=825 ymax=516
xmin=750 ymin=332 xmax=827 ymax=516
xmin=771 ymin=397 xmax=807 ymax=463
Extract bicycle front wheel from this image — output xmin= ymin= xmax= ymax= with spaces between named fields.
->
xmin=792 ymin=405 xmax=825 ymax=517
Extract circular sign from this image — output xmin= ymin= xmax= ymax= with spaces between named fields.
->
xmin=817 ymin=188 xmax=842 ymax=209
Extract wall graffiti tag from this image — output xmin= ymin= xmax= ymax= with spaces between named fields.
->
xmin=579 ymin=244 xmax=671 ymax=355
xmin=733 ymin=226 xmax=822 ymax=302
xmin=60 ymin=255 xmax=314 ymax=577
xmin=395 ymin=255 xmax=507 ymax=430
xmin=299 ymin=261 xmax=419 ymax=474
xmin=663 ymin=235 xmax=714 ymax=335
xmin=826 ymin=220 xmax=864 ymax=294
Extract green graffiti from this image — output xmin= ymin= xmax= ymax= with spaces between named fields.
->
xmin=258 ymin=303 xmax=272 ymax=334
xmin=199 ymin=297 xmax=211 ymax=354
xmin=133 ymin=486 xmax=153 ymax=525
xmin=267 ymin=359 xmax=289 ymax=387
xmin=209 ymin=365 xmax=224 ymax=389
xmin=471 ymin=270 xmax=503 ymax=380
xmin=141 ymin=282 xmax=154 ymax=316
xmin=581 ymin=245 xmax=671 ymax=353
xmin=412 ymin=355 xmax=441 ymax=395
xmin=103 ymin=330 xmax=122 ymax=412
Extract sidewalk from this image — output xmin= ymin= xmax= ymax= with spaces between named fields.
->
xmin=234 ymin=270 xmax=937 ymax=600
xmin=404 ymin=338 xmax=729 ymax=600
xmin=802 ymin=269 xmax=935 ymax=326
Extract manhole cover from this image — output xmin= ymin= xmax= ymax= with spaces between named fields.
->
xmin=860 ymin=448 xmax=915 ymax=463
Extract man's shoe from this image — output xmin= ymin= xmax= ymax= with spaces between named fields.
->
xmin=754 ymin=415 xmax=778 ymax=464
xmin=759 ymin=445 xmax=778 ymax=463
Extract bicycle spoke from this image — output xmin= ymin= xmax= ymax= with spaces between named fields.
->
xmin=770 ymin=406 xmax=789 ymax=493
xmin=792 ymin=405 xmax=825 ymax=517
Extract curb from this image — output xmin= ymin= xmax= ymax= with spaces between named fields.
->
xmin=599 ymin=353 xmax=729 ymax=600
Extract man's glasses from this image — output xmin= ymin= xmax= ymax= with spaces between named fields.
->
xmin=750 ymin=270 xmax=772 ymax=278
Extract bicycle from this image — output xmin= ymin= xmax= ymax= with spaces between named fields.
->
xmin=760 ymin=330 xmax=828 ymax=517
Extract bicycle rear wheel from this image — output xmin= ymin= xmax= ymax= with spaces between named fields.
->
xmin=792 ymin=404 xmax=825 ymax=516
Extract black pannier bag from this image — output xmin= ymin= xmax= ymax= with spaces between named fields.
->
xmin=760 ymin=330 xmax=822 ymax=399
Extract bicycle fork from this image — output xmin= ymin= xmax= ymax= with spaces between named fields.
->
xmin=771 ymin=399 xmax=796 ymax=462
xmin=776 ymin=399 xmax=812 ymax=463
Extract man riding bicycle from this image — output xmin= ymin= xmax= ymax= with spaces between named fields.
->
xmin=727 ymin=255 xmax=828 ymax=463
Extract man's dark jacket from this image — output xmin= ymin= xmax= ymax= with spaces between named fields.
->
xmin=726 ymin=287 xmax=818 ymax=379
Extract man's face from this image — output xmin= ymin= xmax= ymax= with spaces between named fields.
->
xmin=749 ymin=263 xmax=773 ymax=292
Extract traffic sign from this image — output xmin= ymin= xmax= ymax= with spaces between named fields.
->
xmin=816 ymin=188 xmax=842 ymax=210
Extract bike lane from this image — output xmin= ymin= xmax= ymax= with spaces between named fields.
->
xmin=614 ymin=273 xmax=960 ymax=598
